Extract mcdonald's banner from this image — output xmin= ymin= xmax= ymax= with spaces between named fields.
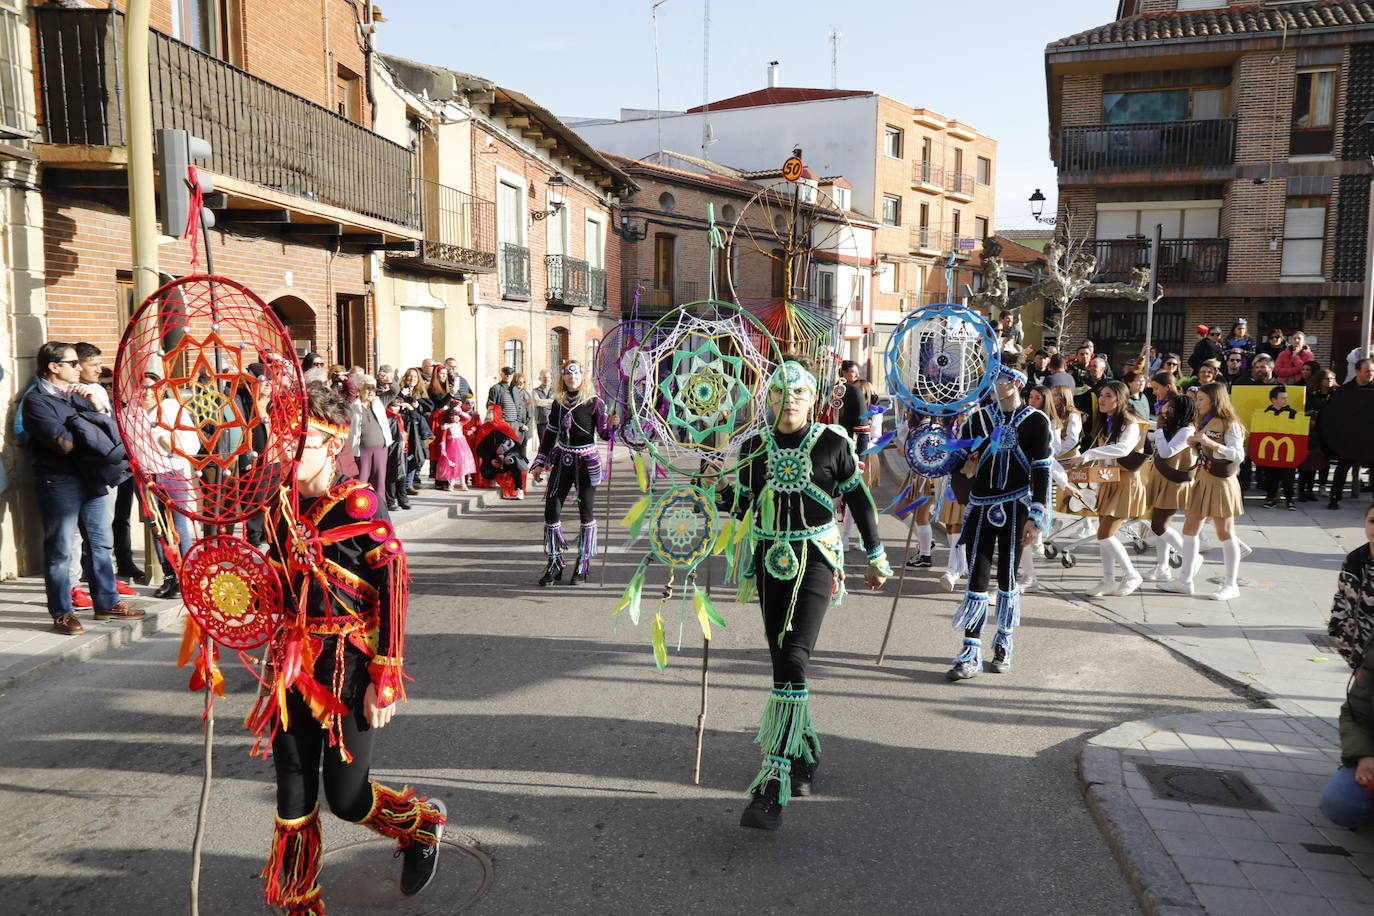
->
xmin=1247 ymin=409 xmax=1309 ymax=469
xmin=1230 ymin=384 xmax=1306 ymax=422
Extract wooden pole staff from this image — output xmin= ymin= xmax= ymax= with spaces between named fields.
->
xmin=693 ymin=637 xmax=710 ymax=785
xmin=876 ymin=500 xmax=919 ymax=666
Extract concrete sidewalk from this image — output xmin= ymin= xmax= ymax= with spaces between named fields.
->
xmin=0 ymin=482 xmax=505 ymax=693
xmin=1024 ymin=491 xmax=1374 ymax=914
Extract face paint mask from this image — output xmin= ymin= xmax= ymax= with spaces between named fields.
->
xmin=563 ymin=364 xmax=583 ymax=391
xmin=767 ymin=361 xmax=818 ymax=410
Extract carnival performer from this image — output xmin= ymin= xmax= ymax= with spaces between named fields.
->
xmin=531 ymin=360 xmax=615 ymax=586
xmin=898 ymin=407 xmax=939 ymax=570
xmin=946 ymin=357 xmax=1052 ymax=681
xmin=432 ymin=398 xmax=475 ymax=491
xmin=727 ymin=356 xmax=890 ymax=830
xmin=1065 ymin=380 xmax=1149 ymax=598
xmin=252 ymin=382 xmax=446 ymax=914
xmin=1159 ymin=381 xmax=1247 ymax=601
xmin=1144 ymin=393 xmax=1197 ymax=582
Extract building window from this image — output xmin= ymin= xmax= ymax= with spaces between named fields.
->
xmin=585 ymin=215 xmax=605 ymax=268
xmin=884 ymin=125 xmax=903 ymax=159
xmin=336 ymin=64 xmax=362 ymax=123
xmin=977 ymin=156 xmax=992 ymax=186
xmin=549 ymin=327 xmax=569 ymax=369
xmin=503 ymin=338 xmax=525 ymax=375
xmin=720 ymin=203 xmax=737 ymax=224
xmin=850 ymin=275 xmax=866 ymax=323
xmin=878 ymin=262 xmax=898 ymax=294
xmin=1281 ymin=197 xmax=1327 ymax=279
xmin=882 ymin=194 xmax=902 ymax=227
xmin=587 ymin=337 xmax=600 ymax=370
xmin=658 ymin=191 xmax=677 ymax=212
xmin=952 ymin=211 xmax=962 ymax=242
xmin=953 ymin=148 xmax=964 ymax=178
xmin=975 ymin=216 xmax=989 ymax=240
xmin=0 ymin=0 xmax=29 ymax=137
xmin=1292 ymin=68 xmax=1337 ymax=155
xmin=817 ymin=270 xmax=836 ymax=310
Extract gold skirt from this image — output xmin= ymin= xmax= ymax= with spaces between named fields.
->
xmin=1145 ymin=465 xmax=1195 ymax=512
xmin=1095 ymin=469 xmax=1148 ymax=519
xmin=939 ymin=491 xmax=966 ymax=528
xmin=1189 ymin=471 xmax=1244 ymax=519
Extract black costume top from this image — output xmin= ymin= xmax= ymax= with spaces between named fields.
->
xmin=535 ymin=393 xmax=608 ymax=466
xmin=963 ymin=402 xmax=1053 ymax=515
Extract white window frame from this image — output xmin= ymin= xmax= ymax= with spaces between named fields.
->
xmin=585 ymin=212 xmax=606 ymax=268
xmin=882 ymin=194 xmax=902 ymax=227
xmin=883 ymin=125 xmax=904 ymax=160
xmin=495 ymin=166 xmax=527 ymax=247
xmin=0 ymin=0 xmax=31 ymax=138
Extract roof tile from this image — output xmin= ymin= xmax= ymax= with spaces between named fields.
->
xmin=1048 ymin=0 xmax=1374 ymax=49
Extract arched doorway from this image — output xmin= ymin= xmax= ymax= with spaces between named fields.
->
xmin=266 ymin=294 xmax=317 ymax=359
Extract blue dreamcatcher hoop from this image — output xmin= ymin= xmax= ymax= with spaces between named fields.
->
xmin=885 ymin=303 xmax=998 ymax=418
xmin=648 ymin=485 xmax=719 ymax=571
xmin=904 ymin=422 xmax=963 ymax=478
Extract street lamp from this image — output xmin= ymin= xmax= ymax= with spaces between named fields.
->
xmin=1029 ymin=188 xmax=1056 ymax=225
xmin=531 ymin=173 xmax=567 ymax=221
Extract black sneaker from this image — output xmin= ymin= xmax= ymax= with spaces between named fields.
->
xmin=398 ymin=798 xmax=445 ymax=896
xmin=790 ymin=757 xmax=818 ymax=797
xmin=1262 ymin=498 xmax=1277 ymax=509
xmin=739 ymin=781 xmax=782 ymax=830
xmin=904 ymin=554 xmax=933 ymax=569
xmin=945 ymin=660 xmax=981 ymax=682
xmin=989 ymin=648 xmax=1011 ymax=674
xmin=569 ymin=571 xmax=585 ymax=586
xmin=1285 ymin=499 xmax=1297 ymax=511
xmin=539 ymin=563 xmax=563 ymax=587
xmin=1328 ymin=500 xmax=1341 ymax=510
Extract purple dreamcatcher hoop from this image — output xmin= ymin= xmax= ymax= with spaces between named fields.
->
xmin=596 ymin=319 xmax=662 ymax=451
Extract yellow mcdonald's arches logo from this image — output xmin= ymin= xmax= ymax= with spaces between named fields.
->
xmin=1255 ymin=435 xmax=1296 ymax=465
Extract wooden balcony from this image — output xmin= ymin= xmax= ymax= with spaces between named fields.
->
xmin=546 ymin=254 xmax=589 ymax=308
xmin=389 ymin=179 xmax=495 ymax=275
xmin=34 ymin=7 xmax=417 ymax=229
xmin=1058 ymin=119 xmax=1236 ymax=174
xmin=1092 ymin=238 xmax=1229 ymax=285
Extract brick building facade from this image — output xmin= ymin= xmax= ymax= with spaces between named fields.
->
xmin=1046 ymin=1 xmax=1373 ymax=372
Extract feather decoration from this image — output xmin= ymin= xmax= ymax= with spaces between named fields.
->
xmin=859 ymin=430 xmax=895 ymax=455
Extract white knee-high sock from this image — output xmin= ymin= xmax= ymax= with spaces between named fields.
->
xmin=1155 ymin=528 xmax=1182 ymax=575
xmin=1220 ymin=537 xmax=1241 ymax=588
xmin=1106 ymin=535 xmax=1138 ymax=578
xmin=916 ymin=524 xmax=933 ymax=557
xmin=1178 ymin=534 xmax=1200 ymax=585
xmin=1097 ymin=538 xmax=1117 ymax=581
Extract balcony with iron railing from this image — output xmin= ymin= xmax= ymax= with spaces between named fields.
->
xmin=546 ymin=254 xmax=589 ymax=308
xmin=1058 ymin=119 xmax=1237 ymax=174
xmin=34 ymin=6 xmax=417 ymax=228
xmin=390 ymin=179 xmax=495 ymax=274
xmin=500 ymin=243 xmax=530 ymax=300
xmin=629 ymin=278 xmax=699 ymax=315
xmin=1091 ymin=238 xmax=1230 ymax=285
xmin=910 ymin=227 xmax=977 ymax=256
xmin=588 ymin=267 xmax=608 ymax=311
xmin=912 ymin=160 xmax=944 ymax=191
xmin=944 ymin=171 xmax=976 ymax=201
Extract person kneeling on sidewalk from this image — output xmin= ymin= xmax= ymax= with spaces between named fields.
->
xmin=1319 ymin=643 xmax=1374 ymax=830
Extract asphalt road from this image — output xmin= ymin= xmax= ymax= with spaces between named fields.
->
xmin=0 ymin=466 xmax=1254 ymax=915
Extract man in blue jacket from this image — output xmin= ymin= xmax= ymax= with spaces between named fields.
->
xmin=22 ymin=341 xmax=144 ymax=635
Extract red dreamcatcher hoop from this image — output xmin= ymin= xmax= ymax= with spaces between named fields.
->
xmin=112 ymin=274 xmax=306 ymax=525
xmin=179 ymin=534 xmax=283 ymax=650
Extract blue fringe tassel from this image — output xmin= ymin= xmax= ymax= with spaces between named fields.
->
xmin=955 ymin=637 xmax=982 ymax=667
xmin=952 ymin=591 xmax=990 ymax=631
xmin=995 ymin=588 xmax=1021 ymax=629
xmin=881 ymin=482 xmax=913 ymax=514
xmin=860 ymin=430 xmax=895 ymax=455
xmin=544 ymin=523 xmax=566 ymax=566
xmin=994 ymin=627 xmax=1013 ymax=657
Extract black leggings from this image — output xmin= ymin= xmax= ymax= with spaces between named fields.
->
xmin=962 ymin=501 xmax=1026 ymax=597
xmin=544 ymin=462 xmax=597 ymax=525
xmin=272 ymin=643 xmax=375 ymax=822
xmin=757 ymin=547 xmax=836 ymax=686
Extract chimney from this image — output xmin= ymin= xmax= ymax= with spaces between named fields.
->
xmin=767 ymin=61 xmax=780 ymax=88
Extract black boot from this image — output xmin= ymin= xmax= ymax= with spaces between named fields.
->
xmin=989 ymin=646 xmax=1012 ymax=674
xmin=739 ymin=779 xmax=783 ymax=830
xmin=539 ymin=561 xmax=563 ymax=587
xmin=117 ymin=561 xmax=146 ymax=582
xmin=790 ymin=756 xmax=819 ymax=797
xmin=569 ymin=571 xmax=584 ymax=586
xmin=154 ymin=573 xmax=180 ymax=600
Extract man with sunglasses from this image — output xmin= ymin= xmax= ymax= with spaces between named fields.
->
xmin=21 ymin=341 xmax=144 ymax=635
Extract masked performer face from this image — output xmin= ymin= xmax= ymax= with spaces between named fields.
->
xmin=768 ymin=361 xmax=818 ymax=431
xmin=560 ymin=361 xmax=585 ymax=396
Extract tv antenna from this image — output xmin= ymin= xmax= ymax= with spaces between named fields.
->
xmin=828 ymin=25 xmax=841 ymax=89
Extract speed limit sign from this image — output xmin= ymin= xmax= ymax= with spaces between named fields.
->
xmin=782 ymin=156 xmax=804 ymax=182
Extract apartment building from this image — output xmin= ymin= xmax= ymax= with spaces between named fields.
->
xmin=572 ymin=70 xmax=997 ymax=345
xmin=1045 ymin=0 xmax=1374 ymax=369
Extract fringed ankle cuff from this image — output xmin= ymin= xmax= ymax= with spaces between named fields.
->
xmin=952 ymin=591 xmax=990 ymax=631
xmin=754 ymin=683 xmax=816 ymax=762
xmin=577 ymin=521 xmax=597 ymax=575
xmin=544 ymin=523 xmax=566 ymax=562
xmin=955 ymin=637 xmax=982 ymax=668
xmin=262 ymin=804 xmax=324 ymax=911
xmin=995 ymin=588 xmax=1021 ymax=629
xmin=359 ymin=782 xmax=447 ymax=850
xmin=748 ymin=754 xmax=795 ymax=806
xmin=994 ymin=627 xmax=1013 ymax=656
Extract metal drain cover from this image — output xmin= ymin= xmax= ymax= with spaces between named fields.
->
xmin=1136 ymin=763 xmax=1274 ymax=811
xmin=272 ymin=837 xmax=493 ymax=914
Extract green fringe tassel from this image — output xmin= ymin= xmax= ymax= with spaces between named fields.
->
xmin=650 ymin=611 xmax=668 ymax=669
xmin=748 ymin=754 xmax=794 ymax=806
xmin=754 ymin=684 xmax=816 ymax=763
xmin=633 ymin=453 xmax=648 ymax=493
xmin=613 ymin=562 xmax=647 ymax=626
xmin=693 ymin=586 xmax=726 ymax=640
xmin=620 ymin=495 xmax=650 ymax=541
xmin=736 ymin=574 xmax=757 ymax=604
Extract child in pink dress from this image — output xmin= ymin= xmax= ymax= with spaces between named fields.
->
xmin=433 ymin=402 xmax=476 ymax=490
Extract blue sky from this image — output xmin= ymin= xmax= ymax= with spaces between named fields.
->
xmin=374 ymin=0 xmax=1114 ymax=228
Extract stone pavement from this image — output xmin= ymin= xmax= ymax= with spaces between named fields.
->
xmin=1025 ymin=491 xmax=1373 ymax=914
xmin=0 ymin=482 xmax=503 ymax=692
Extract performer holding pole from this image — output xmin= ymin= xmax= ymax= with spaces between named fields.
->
xmin=251 ymin=382 xmax=446 ymax=914
xmin=531 ymin=360 xmax=616 ymax=586
xmin=724 ymin=356 xmax=890 ymax=830
xmin=946 ymin=356 xmax=1052 ymax=682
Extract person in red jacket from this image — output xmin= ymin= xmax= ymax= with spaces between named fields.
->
xmin=1274 ymin=330 xmax=1315 ymax=384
